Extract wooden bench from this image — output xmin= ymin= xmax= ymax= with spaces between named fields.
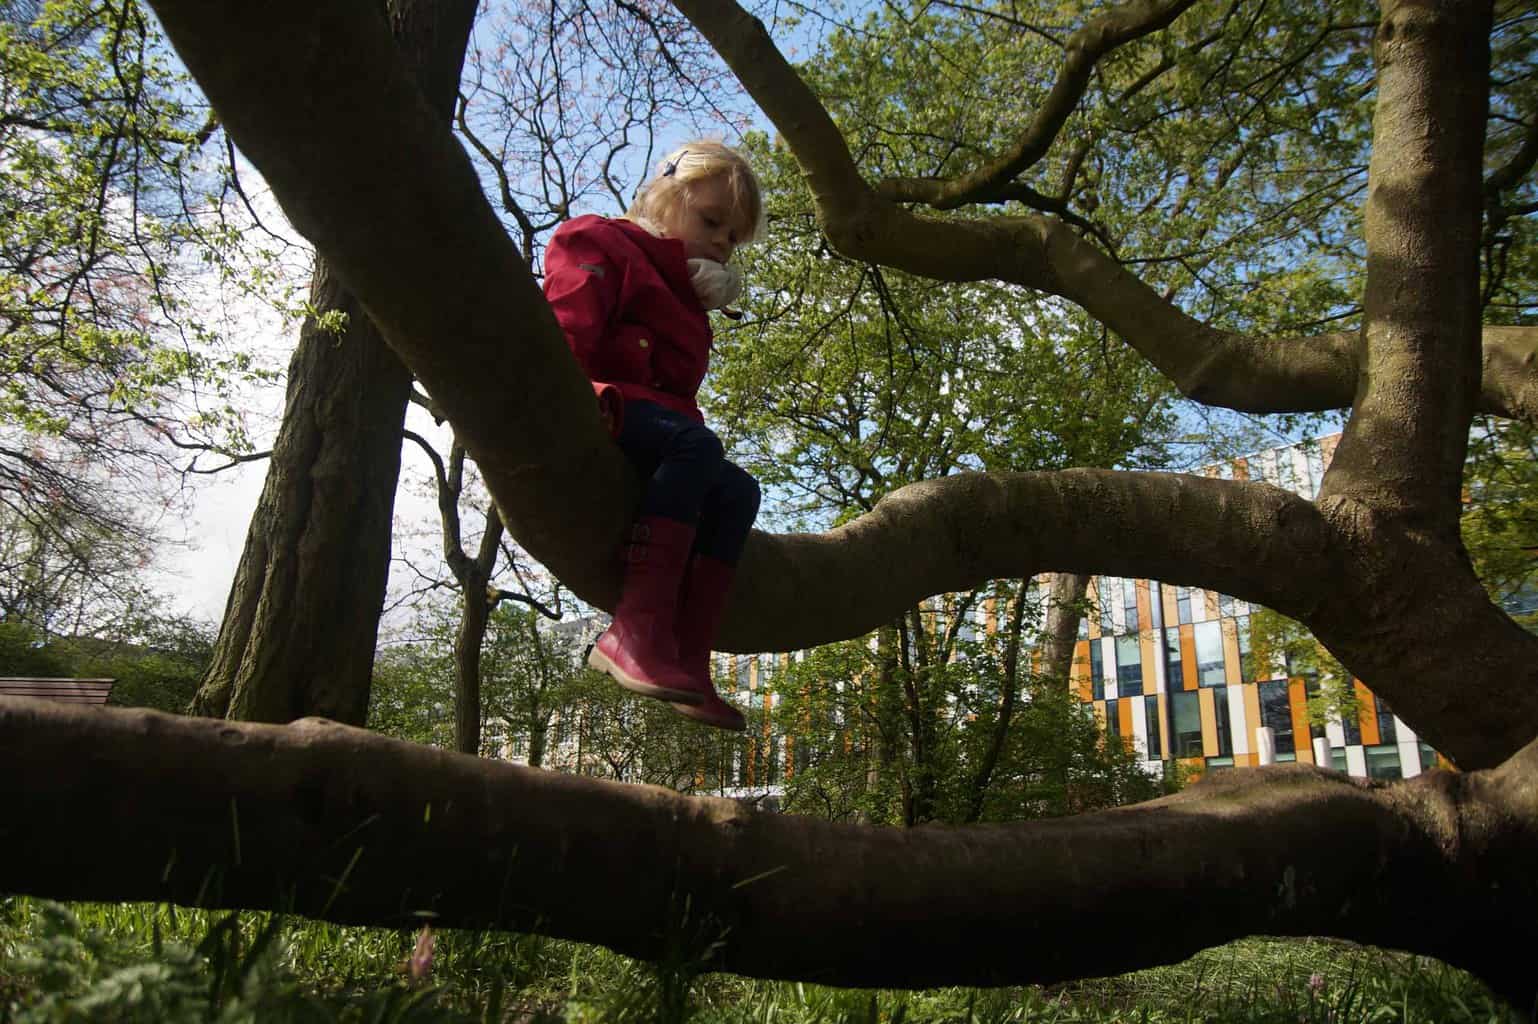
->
xmin=0 ymin=678 xmax=115 ymax=704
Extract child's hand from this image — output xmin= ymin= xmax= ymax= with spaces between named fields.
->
xmin=687 ymin=258 xmax=743 ymax=310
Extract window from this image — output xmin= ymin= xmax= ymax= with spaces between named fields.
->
xmin=1104 ymin=699 xmax=1120 ymax=745
xmin=1237 ymin=614 xmax=1260 ymax=681
xmin=1171 ymin=691 xmax=1203 ymax=757
xmin=1258 ymin=679 xmax=1296 ymax=755
xmin=1204 ymin=755 xmax=1234 ymax=771
xmin=1365 ymin=744 xmax=1402 ymax=781
xmin=1374 ymin=695 xmax=1397 ymax=744
xmin=1341 ymin=701 xmax=1362 ymax=745
xmin=1218 ymin=593 xmax=1235 ymax=618
xmin=1194 ymin=620 xmax=1226 ymax=686
xmin=1303 ymin=679 xmax=1327 ymax=739
xmin=1099 ymin=580 xmax=1116 ymax=635
xmin=1419 ymin=743 xmax=1439 ymax=773
xmin=1211 ymin=685 xmax=1233 ymax=756
xmin=1330 ymin=746 xmax=1348 ymax=772
xmin=1164 ymin=627 xmax=1183 ymax=690
xmin=1176 ymin=587 xmax=1193 ymax=625
xmin=1144 ymin=694 xmax=1162 ymax=759
xmin=1115 ymin=635 xmax=1143 ymax=696
xmin=1090 ymin=640 xmax=1104 ymax=701
xmin=1123 ymin=578 xmax=1139 ymax=632
xmin=1149 ymin=583 xmax=1164 ymax=630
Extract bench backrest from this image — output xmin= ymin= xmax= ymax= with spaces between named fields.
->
xmin=0 ymin=678 xmax=115 ymax=704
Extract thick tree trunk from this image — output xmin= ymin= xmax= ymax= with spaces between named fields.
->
xmin=1040 ymin=572 xmax=1089 ymax=683
xmin=191 ymin=274 xmax=412 ymax=723
xmin=5 ymin=698 xmax=1537 ymax=1008
xmin=190 ymin=0 xmax=477 ymax=725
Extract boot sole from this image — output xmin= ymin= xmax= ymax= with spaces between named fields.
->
xmin=669 ymin=701 xmax=747 ymax=732
xmin=588 ymin=645 xmax=705 ymax=705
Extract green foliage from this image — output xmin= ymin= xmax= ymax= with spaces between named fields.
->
xmin=0 ymin=610 xmax=210 ymax=712
xmin=716 ymin=131 xmax=1176 ymax=529
xmin=1246 ymin=607 xmax=1359 ymax=729
xmin=1462 ymin=419 xmax=1538 ymax=629
xmin=771 ymin=589 xmax=1166 ymax=827
xmin=0 ymin=900 xmax=1509 ymax=1023
xmin=0 ymin=0 xmax=283 ymax=554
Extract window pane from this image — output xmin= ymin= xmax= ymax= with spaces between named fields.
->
xmin=1177 ymin=587 xmax=1193 ymax=624
xmin=1375 ymin=695 xmax=1397 ymax=744
xmin=1365 ymin=744 xmax=1402 ymax=781
xmin=1194 ymin=620 xmax=1225 ymax=686
xmin=1258 ymin=679 xmax=1296 ymax=755
xmin=1090 ymin=641 xmax=1104 ymax=701
xmin=1123 ymin=578 xmax=1139 ymax=632
xmin=1164 ymin=627 xmax=1182 ymax=689
xmin=1115 ymin=635 xmax=1143 ymax=697
xmin=1144 ymin=694 xmax=1162 ymax=759
xmin=1105 ymin=699 xmax=1120 ymax=743
xmin=1212 ymin=685 xmax=1233 ymax=755
xmin=1171 ymin=691 xmax=1203 ymax=757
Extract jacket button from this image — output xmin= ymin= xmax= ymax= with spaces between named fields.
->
xmin=638 ymin=338 xmax=649 ymax=348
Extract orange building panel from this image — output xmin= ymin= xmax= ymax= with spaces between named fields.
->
xmin=1179 ymin=623 xmax=1198 ymax=690
xmin=1355 ymin=679 xmax=1380 ymax=746
xmin=1288 ymin=679 xmax=1314 ymax=764
xmin=1139 ymin=629 xmax=1159 ymax=690
xmin=1086 ymin=579 xmax=1102 ymax=639
xmin=1117 ymin=697 xmax=1134 ymax=739
xmin=1235 ymin=753 xmax=1257 ymax=767
xmin=1135 ymin=579 xmax=1152 ymax=630
xmin=1220 ymin=618 xmax=1242 ymax=685
xmin=1071 ymin=640 xmax=1092 ymax=701
xmin=1198 ymin=687 xmax=1219 ymax=756
xmin=1203 ymin=589 xmax=1220 ymax=621
xmin=1242 ymin=683 xmax=1263 ymax=751
xmin=1161 ymin=586 xmax=1179 ymax=630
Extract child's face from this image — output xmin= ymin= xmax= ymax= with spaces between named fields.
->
xmin=661 ymin=174 xmax=751 ymax=265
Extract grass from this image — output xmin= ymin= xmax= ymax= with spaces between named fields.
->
xmin=0 ymin=897 xmax=1516 ymax=1023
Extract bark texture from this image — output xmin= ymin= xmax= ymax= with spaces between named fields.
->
xmin=192 ymin=271 xmax=412 ymax=724
xmin=190 ymin=0 xmax=478 ymax=725
xmin=4 ymin=698 xmax=1537 ymax=1006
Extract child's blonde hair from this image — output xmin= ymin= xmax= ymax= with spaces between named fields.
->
xmin=627 ymin=140 xmax=765 ymax=245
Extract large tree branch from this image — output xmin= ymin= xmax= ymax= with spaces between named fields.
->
xmin=141 ymin=0 xmax=1538 ymax=769
xmin=1319 ymin=0 xmax=1490 ymax=527
xmin=3 ymin=698 xmax=1537 ymax=1005
xmin=875 ymin=0 xmax=1200 ymax=209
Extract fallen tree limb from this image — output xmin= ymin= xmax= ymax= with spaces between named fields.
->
xmin=2 ymin=698 xmax=1534 ymax=1006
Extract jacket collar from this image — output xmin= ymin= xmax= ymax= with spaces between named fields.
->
xmin=608 ymin=217 xmax=698 ymax=307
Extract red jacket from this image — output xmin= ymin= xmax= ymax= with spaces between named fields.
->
xmin=543 ymin=215 xmax=712 ymax=430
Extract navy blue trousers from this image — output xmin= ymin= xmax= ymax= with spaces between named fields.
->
xmin=616 ymin=400 xmax=761 ymax=564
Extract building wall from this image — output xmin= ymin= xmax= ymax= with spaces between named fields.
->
xmin=1072 ymin=433 xmax=1444 ymax=783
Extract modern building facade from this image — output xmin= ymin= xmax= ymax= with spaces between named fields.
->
xmin=1068 ymin=433 xmax=1443 ymax=782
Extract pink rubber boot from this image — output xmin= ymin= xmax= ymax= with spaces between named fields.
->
xmin=587 ymin=516 xmax=703 ymax=705
xmin=669 ymin=554 xmax=747 ymax=731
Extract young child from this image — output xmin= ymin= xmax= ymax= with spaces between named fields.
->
xmin=542 ymin=140 xmax=764 ymax=732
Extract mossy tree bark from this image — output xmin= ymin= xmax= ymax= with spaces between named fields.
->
xmin=190 ymin=0 xmax=477 ymax=725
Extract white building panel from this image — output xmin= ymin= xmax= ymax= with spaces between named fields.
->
xmin=1227 ymin=685 xmax=1250 ymax=756
xmin=1346 ymin=745 xmax=1367 ymax=777
xmin=1131 ymin=694 xmax=1150 ymax=760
